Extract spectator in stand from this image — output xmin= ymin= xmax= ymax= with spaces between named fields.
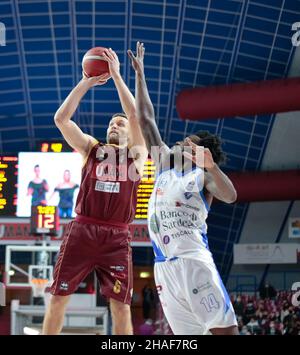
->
xmin=247 ymin=317 xmax=260 ymax=335
xmin=244 ymin=301 xmax=256 ymax=324
xmin=259 ymin=281 xmax=277 ymax=300
xmin=266 ymin=321 xmax=282 ymax=335
xmin=240 ymin=325 xmax=250 ymax=335
xmin=233 ymin=295 xmax=244 ymax=317
xmin=233 ymin=292 xmax=300 ymax=336
xmin=142 ymin=283 xmax=155 ymax=320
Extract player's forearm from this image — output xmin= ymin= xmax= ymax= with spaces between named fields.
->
xmin=135 ymin=72 xmax=155 ymax=122
xmin=135 ymin=72 xmax=164 ymax=151
xmin=54 ymin=80 xmax=90 ymax=124
xmin=206 ymin=165 xmax=237 ymax=203
xmin=113 ymin=73 xmax=136 ymax=117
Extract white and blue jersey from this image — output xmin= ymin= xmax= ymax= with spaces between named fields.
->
xmin=148 ymin=154 xmax=237 ymax=335
xmin=148 ymin=166 xmax=213 ymax=264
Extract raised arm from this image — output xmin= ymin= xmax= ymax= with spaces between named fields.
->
xmin=127 ymin=42 xmax=166 ymax=153
xmin=102 ymin=48 xmax=147 ymax=176
xmin=54 ymin=73 xmax=110 ymax=157
xmin=102 ymin=48 xmax=135 ymax=118
xmin=184 ymin=138 xmax=237 ymax=204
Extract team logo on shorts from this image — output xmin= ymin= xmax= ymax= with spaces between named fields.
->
xmin=193 ymin=282 xmax=212 ymax=294
xmin=149 ymin=213 xmax=160 ymax=233
xmin=113 ymin=280 xmax=122 ymax=294
xmin=163 ymin=235 xmax=170 ymax=244
xmin=110 ymin=265 xmax=125 ymax=272
xmin=59 ymin=281 xmax=69 ymax=291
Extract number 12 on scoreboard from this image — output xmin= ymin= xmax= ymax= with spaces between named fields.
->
xmin=31 ymin=205 xmax=59 ymax=235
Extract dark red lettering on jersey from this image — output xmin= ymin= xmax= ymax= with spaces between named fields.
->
xmin=92 ymin=162 xmax=128 ymax=181
xmin=75 ymin=143 xmax=141 ymax=223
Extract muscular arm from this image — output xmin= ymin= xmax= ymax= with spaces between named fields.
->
xmin=103 ymin=49 xmax=147 ymax=175
xmin=128 ymin=43 xmax=165 ymax=153
xmin=205 ymin=165 xmax=237 ymax=204
xmin=135 ymin=72 xmax=165 ymax=152
xmin=113 ymin=73 xmax=147 ymax=153
xmin=54 ymin=74 xmax=109 ymax=157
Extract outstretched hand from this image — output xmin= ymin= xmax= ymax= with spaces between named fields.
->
xmin=127 ymin=41 xmax=145 ymax=75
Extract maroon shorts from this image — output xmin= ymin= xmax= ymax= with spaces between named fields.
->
xmin=50 ymin=216 xmax=133 ymax=305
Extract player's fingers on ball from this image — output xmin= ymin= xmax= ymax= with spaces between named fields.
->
xmin=109 ymin=48 xmax=117 ymax=59
xmin=103 ymin=50 xmax=113 ymax=61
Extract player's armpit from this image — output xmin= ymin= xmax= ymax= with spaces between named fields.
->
xmin=55 ymin=120 xmax=97 ymax=158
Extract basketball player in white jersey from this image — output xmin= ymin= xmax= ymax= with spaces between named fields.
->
xmin=128 ymin=42 xmax=238 ymax=335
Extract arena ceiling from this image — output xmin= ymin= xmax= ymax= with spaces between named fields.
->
xmin=0 ymin=0 xmax=299 ymax=277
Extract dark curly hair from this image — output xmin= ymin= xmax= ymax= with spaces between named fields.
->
xmin=190 ymin=130 xmax=227 ymax=166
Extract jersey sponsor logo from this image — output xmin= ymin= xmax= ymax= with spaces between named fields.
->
xmin=94 ymin=163 xmax=128 ymax=182
xmin=113 ymin=280 xmax=122 ymax=294
xmin=59 ymin=281 xmax=69 ymax=291
xmin=192 ymin=281 xmax=212 ymax=294
xmin=160 ymin=210 xmax=201 ymax=232
xmin=161 ymin=210 xmax=198 ymax=220
xmin=170 ymin=229 xmax=194 ymax=239
xmin=95 ymin=181 xmax=120 ymax=193
xmin=163 ymin=235 xmax=170 ymax=244
xmin=184 ymin=192 xmax=193 ymax=199
xmin=149 ymin=213 xmax=160 ymax=233
xmin=175 ymin=201 xmax=200 ymax=212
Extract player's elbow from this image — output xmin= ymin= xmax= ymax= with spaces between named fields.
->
xmin=226 ymin=189 xmax=237 ymax=204
xmin=54 ymin=110 xmax=70 ymax=126
xmin=54 ymin=113 xmax=64 ymax=126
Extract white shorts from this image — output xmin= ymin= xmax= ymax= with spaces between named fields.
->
xmin=154 ymin=257 xmax=237 ymax=335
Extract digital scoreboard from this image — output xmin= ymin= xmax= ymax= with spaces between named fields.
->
xmin=37 ymin=141 xmax=76 ymax=153
xmin=0 ymin=144 xmax=157 ymax=219
xmin=30 ymin=205 xmax=59 ymax=235
xmin=135 ymin=159 xmax=156 ymax=219
xmin=0 ymin=156 xmax=18 ymax=216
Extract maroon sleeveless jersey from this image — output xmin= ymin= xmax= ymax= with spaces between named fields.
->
xmin=75 ymin=143 xmax=141 ymax=224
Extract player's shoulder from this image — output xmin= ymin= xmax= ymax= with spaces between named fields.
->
xmin=85 ymin=135 xmax=99 ymax=148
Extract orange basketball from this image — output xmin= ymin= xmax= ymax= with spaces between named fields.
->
xmin=82 ymin=47 xmax=110 ymax=78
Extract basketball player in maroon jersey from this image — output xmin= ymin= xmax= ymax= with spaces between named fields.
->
xmin=42 ymin=48 xmax=147 ymax=335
